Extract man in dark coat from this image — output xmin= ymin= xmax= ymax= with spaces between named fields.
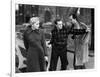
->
xmin=23 ymin=17 xmax=48 ymax=72
xmin=49 ymin=18 xmax=73 ymax=71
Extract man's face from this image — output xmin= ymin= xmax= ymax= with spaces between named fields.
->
xmin=56 ymin=21 xmax=63 ymax=29
xmin=32 ymin=21 xmax=40 ymax=29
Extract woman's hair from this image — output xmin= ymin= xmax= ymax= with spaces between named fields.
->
xmin=29 ymin=16 xmax=39 ymax=24
xmin=71 ymin=14 xmax=77 ymax=19
xmin=69 ymin=13 xmax=79 ymax=21
xmin=69 ymin=8 xmax=79 ymax=22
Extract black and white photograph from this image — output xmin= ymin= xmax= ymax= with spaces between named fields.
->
xmin=15 ymin=3 xmax=94 ymax=73
xmin=2 ymin=0 xmax=100 ymax=77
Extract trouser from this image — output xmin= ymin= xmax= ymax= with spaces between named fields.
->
xmin=19 ymin=67 xmax=27 ymax=72
xmin=49 ymin=47 xmax=68 ymax=71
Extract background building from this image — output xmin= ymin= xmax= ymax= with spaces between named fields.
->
xmin=15 ymin=4 xmax=94 ymax=51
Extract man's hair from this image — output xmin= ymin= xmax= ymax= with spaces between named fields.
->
xmin=54 ymin=18 xmax=62 ymax=25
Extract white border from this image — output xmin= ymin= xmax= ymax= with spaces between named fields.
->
xmin=11 ymin=0 xmax=15 ymax=77
xmin=11 ymin=0 xmax=97 ymax=77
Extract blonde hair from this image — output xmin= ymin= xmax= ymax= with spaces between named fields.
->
xmin=30 ymin=17 xmax=39 ymax=25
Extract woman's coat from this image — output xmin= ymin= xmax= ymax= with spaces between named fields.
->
xmin=23 ymin=27 xmax=47 ymax=72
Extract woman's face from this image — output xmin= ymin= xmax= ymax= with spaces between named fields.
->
xmin=69 ymin=15 xmax=75 ymax=23
xmin=32 ymin=21 xmax=40 ymax=29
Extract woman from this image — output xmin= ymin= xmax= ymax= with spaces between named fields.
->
xmin=69 ymin=14 xmax=91 ymax=69
xmin=23 ymin=16 xmax=48 ymax=72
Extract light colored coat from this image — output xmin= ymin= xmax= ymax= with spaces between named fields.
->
xmin=74 ymin=24 xmax=90 ymax=66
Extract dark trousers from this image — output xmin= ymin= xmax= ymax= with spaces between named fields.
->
xmin=49 ymin=47 xmax=68 ymax=71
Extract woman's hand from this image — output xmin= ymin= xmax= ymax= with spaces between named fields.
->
xmin=80 ymin=22 xmax=91 ymax=32
xmin=44 ymin=56 xmax=48 ymax=61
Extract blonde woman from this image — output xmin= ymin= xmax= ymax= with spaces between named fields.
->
xmin=23 ymin=16 xmax=48 ymax=72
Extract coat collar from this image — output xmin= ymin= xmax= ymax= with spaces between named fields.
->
xmin=26 ymin=26 xmax=40 ymax=34
xmin=54 ymin=25 xmax=65 ymax=31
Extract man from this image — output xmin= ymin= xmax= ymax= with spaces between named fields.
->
xmin=49 ymin=18 xmax=72 ymax=71
xmin=49 ymin=16 xmax=87 ymax=71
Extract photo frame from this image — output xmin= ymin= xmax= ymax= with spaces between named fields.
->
xmin=11 ymin=0 xmax=95 ymax=77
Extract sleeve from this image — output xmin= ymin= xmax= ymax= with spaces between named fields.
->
xmin=67 ymin=24 xmax=74 ymax=34
xmin=23 ymin=31 xmax=29 ymax=50
xmin=69 ymin=21 xmax=87 ymax=35
xmin=70 ymin=29 xmax=87 ymax=39
xmin=41 ymin=31 xmax=48 ymax=56
xmin=70 ymin=29 xmax=86 ymax=35
xmin=83 ymin=32 xmax=90 ymax=44
xmin=49 ymin=31 xmax=54 ymax=44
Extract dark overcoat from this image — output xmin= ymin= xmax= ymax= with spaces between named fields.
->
xmin=23 ymin=27 xmax=47 ymax=72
